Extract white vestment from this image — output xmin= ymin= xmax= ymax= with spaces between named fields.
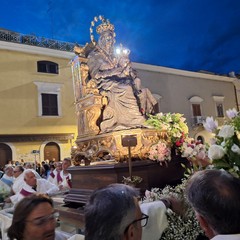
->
xmin=10 ymin=173 xmax=25 ymax=204
xmin=14 ymin=178 xmax=59 ymax=203
xmin=47 ymin=169 xmax=58 ymax=184
xmin=11 ymin=173 xmax=24 ymax=194
xmin=53 ymin=171 xmax=72 ymax=190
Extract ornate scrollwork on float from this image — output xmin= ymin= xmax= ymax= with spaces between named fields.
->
xmin=86 ymin=107 xmax=101 ymax=133
xmin=85 ymin=79 xmax=99 ymax=95
xmin=72 ymin=128 xmax=166 ymax=165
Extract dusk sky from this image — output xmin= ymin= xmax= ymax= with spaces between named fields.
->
xmin=1 ymin=0 xmax=240 ymax=75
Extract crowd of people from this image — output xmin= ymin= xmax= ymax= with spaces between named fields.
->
xmin=0 ymin=157 xmax=237 ymax=235
xmin=0 ymin=158 xmax=72 ymax=207
xmin=0 ymin=165 xmax=239 ymax=240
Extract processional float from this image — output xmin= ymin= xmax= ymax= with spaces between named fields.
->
xmin=61 ymin=16 xmax=187 ymax=215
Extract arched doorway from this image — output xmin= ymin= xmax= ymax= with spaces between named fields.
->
xmin=44 ymin=142 xmax=60 ymax=162
xmin=0 ymin=143 xmax=12 ymax=168
xmin=197 ymin=135 xmax=205 ymax=144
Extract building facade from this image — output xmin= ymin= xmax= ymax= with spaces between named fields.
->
xmin=134 ymin=62 xmax=238 ymax=142
xmin=0 ymin=31 xmax=76 ymax=167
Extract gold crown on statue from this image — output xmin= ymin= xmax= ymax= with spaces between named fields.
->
xmin=90 ymin=15 xmax=115 ymax=44
xmin=96 ymin=19 xmax=114 ymax=34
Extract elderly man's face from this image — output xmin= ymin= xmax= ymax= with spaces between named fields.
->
xmin=25 ymin=172 xmax=37 ymax=187
xmin=23 ymin=202 xmax=56 ymax=240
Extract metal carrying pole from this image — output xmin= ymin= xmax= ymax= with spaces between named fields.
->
xmin=128 ymin=145 xmax=132 ymax=181
xmin=121 ymin=135 xmax=137 ymax=181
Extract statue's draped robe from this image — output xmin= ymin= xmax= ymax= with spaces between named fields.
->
xmin=87 ymin=49 xmax=145 ymax=133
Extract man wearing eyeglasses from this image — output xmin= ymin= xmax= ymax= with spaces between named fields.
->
xmin=84 ymin=183 xmax=148 ymax=240
xmin=7 ymin=194 xmax=66 ymax=240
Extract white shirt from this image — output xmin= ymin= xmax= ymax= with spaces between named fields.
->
xmin=10 ymin=173 xmax=25 ymax=204
xmin=53 ymin=170 xmax=71 ymax=190
xmin=48 ymin=169 xmax=58 ymax=184
xmin=12 ymin=172 xmax=24 ymax=194
xmin=67 ymin=234 xmax=85 ymax=240
xmin=211 ymin=234 xmax=240 ymax=240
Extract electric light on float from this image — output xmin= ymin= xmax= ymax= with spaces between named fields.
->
xmin=115 ymin=44 xmax=130 ymax=57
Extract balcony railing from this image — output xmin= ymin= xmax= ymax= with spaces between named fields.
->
xmin=192 ymin=116 xmax=206 ymax=126
xmin=0 ymin=29 xmax=75 ymax=52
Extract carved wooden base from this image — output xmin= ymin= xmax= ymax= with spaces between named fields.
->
xmin=72 ymin=128 xmax=167 ymax=163
xmin=64 ymin=157 xmax=188 ymax=205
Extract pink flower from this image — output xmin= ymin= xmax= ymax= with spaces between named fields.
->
xmin=196 ymin=150 xmax=206 ymax=160
xmin=149 ymin=141 xmax=171 ymax=162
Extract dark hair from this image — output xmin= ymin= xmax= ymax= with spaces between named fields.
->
xmin=63 ymin=158 xmax=71 ymax=164
xmin=84 ymin=183 xmax=139 ymax=240
xmin=16 ymin=165 xmax=24 ymax=173
xmin=186 ymin=169 xmax=240 ymax=234
xmin=50 ymin=164 xmax=55 ymax=170
xmin=7 ymin=194 xmax=53 ymax=240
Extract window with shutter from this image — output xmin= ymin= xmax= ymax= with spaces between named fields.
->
xmin=41 ymin=93 xmax=58 ymax=116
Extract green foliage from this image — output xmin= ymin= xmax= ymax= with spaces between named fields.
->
xmin=122 ymin=175 xmax=143 ymax=186
xmin=145 ymin=112 xmax=189 ymax=144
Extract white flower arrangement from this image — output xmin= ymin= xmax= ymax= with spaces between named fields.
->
xmin=208 ymin=144 xmax=225 ymax=160
xmin=204 ymin=108 xmax=240 ymax=177
xmin=142 ymin=108 xmax=240 ymax=240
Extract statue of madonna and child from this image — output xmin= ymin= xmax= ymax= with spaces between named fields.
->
xmin=76 ymin=16 xmax=157 ymax=133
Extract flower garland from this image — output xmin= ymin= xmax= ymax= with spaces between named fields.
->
xmin=143 ymin=179 xmax=205 ymax=240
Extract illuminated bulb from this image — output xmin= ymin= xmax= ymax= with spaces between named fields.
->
xmin=115 ymin=48 xmax=121 ymax=55
xmin=123 ymin=49 xmax=129 ymax=55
